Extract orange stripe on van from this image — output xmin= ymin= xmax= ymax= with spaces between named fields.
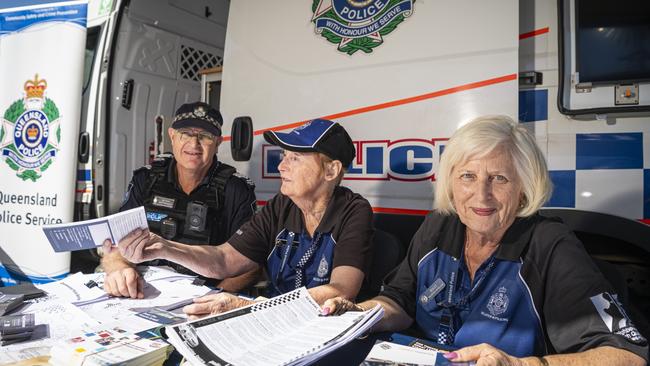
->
xmin=223 ymin=73 xmax=517 ymax=141
xmin=519 ymin=27 xmax=549 ymax=40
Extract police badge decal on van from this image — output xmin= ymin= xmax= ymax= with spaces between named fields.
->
xmin=0 ymin=74 xmax=61 ymax=181
xmin=312 ymin=0 xmax=414 ymax=55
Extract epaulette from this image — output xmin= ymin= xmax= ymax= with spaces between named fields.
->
xmin=232 ymin=171 xmax=256 ymax=188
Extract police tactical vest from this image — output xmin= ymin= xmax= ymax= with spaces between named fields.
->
xmin=143 ymin=156 xmax=234 ymax=244
xmin=141 ymin=156 xmax=235 ymax=275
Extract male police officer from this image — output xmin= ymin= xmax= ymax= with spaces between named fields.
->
xmin=101 ymin=102 xmax=258 ymax=299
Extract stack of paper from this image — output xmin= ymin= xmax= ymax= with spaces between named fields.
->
xmin=49 ymin=327 xmax=170 ymax=366
xmin=165 ymin=287 xmax=383 ymax=366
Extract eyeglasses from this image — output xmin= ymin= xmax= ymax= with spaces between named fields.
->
xmin=175 ymin=129 xmax=217 ymax=145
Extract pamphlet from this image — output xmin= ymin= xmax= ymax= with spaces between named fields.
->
xmin=42 ymin=206 xmax=148 ymax=252
xmin=362 ymin=341 xmax=476 ymax=366
xmin=165 ymin=287 xmax=384 ymax=366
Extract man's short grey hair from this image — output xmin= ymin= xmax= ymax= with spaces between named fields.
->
xmin=435 ymin=115 xmax=552 ymax=217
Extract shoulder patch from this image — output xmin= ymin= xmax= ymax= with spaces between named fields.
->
xmin=132 ymin=165 xmax=152 ymax=176
xmin=590 ymin=292 xmax=648 ymax=346
xmin=232 ymin=171 xmax=255 ymax=188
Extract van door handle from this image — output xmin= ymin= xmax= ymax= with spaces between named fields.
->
xmin=78 ymin=132 xmax=90 ymax=163
xmin=231 ymin=116 xmax=253 ymax=161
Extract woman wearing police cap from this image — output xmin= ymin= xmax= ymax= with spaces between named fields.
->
xmin=114 ymin=119 xmax=374 ymax=316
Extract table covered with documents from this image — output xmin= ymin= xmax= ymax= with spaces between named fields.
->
xmin=0 ymin=266 xmax=210 ymax=366
xmin=0 ymin=269 xmax=389 ymax=366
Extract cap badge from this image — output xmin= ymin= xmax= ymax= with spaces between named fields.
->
xmin=194 ymin=106 xmax=206 ymax=118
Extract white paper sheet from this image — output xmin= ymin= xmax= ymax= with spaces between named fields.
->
xmin=365 ymin=341 xmax=439 ymax=365
xmin=34 ymin=272 xmax=108 ymax=305
xmin=79 ymin=279 xmax=212 ymax=324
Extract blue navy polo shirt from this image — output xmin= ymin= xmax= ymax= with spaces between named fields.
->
xmin=228 ymin=186 xmax=374 ymax=297
xmin=380 ymin=212 xmax=648 ymax=360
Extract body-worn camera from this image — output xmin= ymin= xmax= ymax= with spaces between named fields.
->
xmin=186 ymin=201 xmax=208 ymax=232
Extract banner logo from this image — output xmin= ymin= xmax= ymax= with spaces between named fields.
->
xmin=1 ymin=74 xmax=61 ymax=181
xmin=312 ymin=0 xmax=414 ymax=55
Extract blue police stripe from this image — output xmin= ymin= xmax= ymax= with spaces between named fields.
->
xmin=546 ymin=170 xmax=575 ymax=208
xmin=643 ymin=169 xmax=650 ymax=219
xmin=576 ymin=133 xmax=643 ymax=170
xmin=77 ymin=169 xmax=91 ymax=181
xmin=0 ymin=264 xmax=68 ymax=285
xmin=518 ymin=90 xmax=548 ymax=123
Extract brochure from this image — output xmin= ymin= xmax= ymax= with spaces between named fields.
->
xmin=42 ymin=206 xmax=148 ymax=252
xmin=165 ymin=287 xmax=384 ymax=366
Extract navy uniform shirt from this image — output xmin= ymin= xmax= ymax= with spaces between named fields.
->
xmin=120 ymin=157 xmax=257 ymax=245
xmin=228 ymin=186 xmax=374 ymax=297
xmin=380 ymin=212 xmax=648 ymax=360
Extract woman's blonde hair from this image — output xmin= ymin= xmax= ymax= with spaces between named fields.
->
xmin=434 ymin=115 xmax=552 ymax=217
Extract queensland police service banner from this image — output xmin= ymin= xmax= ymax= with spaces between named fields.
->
xmin=0 ymin=0 xmax=87 ymax=284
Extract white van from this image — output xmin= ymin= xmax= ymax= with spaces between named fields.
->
xmin=77 ymin=0 xmax=648 ymax=333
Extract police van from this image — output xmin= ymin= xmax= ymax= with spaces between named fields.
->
xmin=73 ymin=0 xmax=649 ymax=334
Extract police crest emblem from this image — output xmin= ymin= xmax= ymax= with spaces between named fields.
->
xmin=0 ymin=74 xmax=61 ymax=181
xmin=317 ymin=255 xmax=329 ymax=278
xmin=311 ymin=0 xmax=414 ymax=55
xmin=487 ymin=286 xmax=509 ymax=316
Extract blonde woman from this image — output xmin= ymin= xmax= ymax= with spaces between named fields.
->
xmin=323 ymin=116 xmax=647 ymax=366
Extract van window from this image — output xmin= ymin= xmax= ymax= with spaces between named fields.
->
xmin=83 ymin=26 xmax=101 ymax=92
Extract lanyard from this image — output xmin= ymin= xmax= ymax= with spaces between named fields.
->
xmin=436 ymin=255 xmax=497 ymax=344
xmin=274 ymin=231 xmax=324 ymax=291
xmin=294 ymin=232 xmax=323 ymax=289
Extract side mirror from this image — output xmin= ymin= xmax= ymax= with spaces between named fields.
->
xmin=230 ymin=116 xmax=253 ymax=161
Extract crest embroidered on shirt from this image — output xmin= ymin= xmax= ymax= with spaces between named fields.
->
xmin=317 ymin=255 xmax=329 ymax=278
xmin=487 ymin=286 xmax=509 ymax=316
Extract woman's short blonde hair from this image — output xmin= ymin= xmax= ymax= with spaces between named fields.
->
xmin=434 ymin=115 xmax=552 ymax=217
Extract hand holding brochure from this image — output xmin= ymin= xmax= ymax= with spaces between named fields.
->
xmin=42 ymin=206 xmax=148 ymax=252
xmin=165 ymin=287 xmax=384 ymax=366
xmin=362 ymin=341 xmax=476 ymax=366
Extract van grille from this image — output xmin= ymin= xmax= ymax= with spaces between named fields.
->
xmin=180 ymin=45 xmax=222 ymax=81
